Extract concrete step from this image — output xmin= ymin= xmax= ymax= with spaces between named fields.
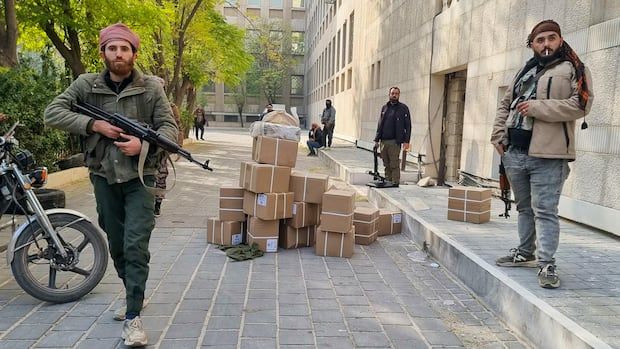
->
xmin=319 ymin=147 xmax=615 ymax=349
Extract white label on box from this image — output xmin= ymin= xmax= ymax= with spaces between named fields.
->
xmin=231 ymin=234 xmax=242 ymax=246
xmin=292 ymin=204 xmax=297 ymax=215
xmin=392 ymin=213 xmax=402 ymax=224
xmin=257 ymin=194 xmax=267 ymax=206
xmin=266 ymin=239 xmax=278 ymax=252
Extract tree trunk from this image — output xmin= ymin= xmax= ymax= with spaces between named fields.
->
xmin=0 ymin=0 xmax=18 ymax=67
xmin=186 ymin=82 xmax=196 ymax=115
xmin=238 ymin=106 xmax=244 ymax=128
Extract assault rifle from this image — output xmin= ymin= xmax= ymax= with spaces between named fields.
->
xmin=499 ymin=161 xmax=511 ymax=218
xmin=72 ymin=101 xmax=213 ymax=171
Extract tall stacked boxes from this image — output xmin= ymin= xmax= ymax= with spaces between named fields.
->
xmin=281 ymin=172 xmax=329 ymax=249
xmin=353 ymin=207 xmax=379 ymax=245
xmin=316 ymin=189 xmax=355 ymax=257
xmin=243 ymin=136 xmax=299 ymax=252
xmin=447 ymin=187 xmax=491 ymax=224
xmin=377 ymin=210 xmax=402 ymax=236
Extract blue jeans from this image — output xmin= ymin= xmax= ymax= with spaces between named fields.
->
xmin=307 ymin=140 xmax=322 ymax=154
xmin=502 ymin=147 xmax=570 ymax=266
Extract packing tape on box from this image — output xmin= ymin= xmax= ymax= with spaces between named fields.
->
xmin=294 ymin=226 xmax=311 ymax=248
xmin=356 ymin=231 xmax=377 ymax=238
xmin=322 ymin=211 xmax=354 ymax=218
xmin=275 ymin=138 xmax=280 ymax=166
xmin=211 ymin=220 xmax=225 ymax=244
xmin=270 ymin=166 xmax=274 ymax=192
xmin=450 ymin=197 xmax=491 ymax=203
xmin=303 ymin=175 xmax=308 ymax=202
xmin=221 ymin=208 xmax=244 ymax=212
xmin=248 ymin=231 xmax=278 ymax=240
xmin=220 ymin=196 xmax=243 ymax=200
xmin=448 ymin=208 xmax=491 ymax=215
xmin=353 ymin=217 xmax=379 ymax=224
xmin=322 ymin=232 xmax=345 ymax=257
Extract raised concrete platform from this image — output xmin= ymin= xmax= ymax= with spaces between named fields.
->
xmin=318 ymin=145 xmax=619 ymax=349
xmin=318 ymin=146 xmax=420 ymax=185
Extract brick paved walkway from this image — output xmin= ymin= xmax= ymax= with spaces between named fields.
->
xmin=0 ymin=129 xmax=528 ymax=348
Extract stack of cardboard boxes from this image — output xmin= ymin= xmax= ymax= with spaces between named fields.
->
xmin=316 ymin=189 xmax=356 ymax=258
xmin=281 ymin=171 xmax=329 ymax=248
xmin=447 ymin=186 xmax=491 ymax=224
xmin=241 ymin=136 xmax=299 ymax=252
xmin=206 ymin=187 xmax=246 ymax=246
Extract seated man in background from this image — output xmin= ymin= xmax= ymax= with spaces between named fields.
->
xmin=306 ymin=122 xmax=324 ymax=156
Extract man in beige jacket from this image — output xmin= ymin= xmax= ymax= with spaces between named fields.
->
xmin=490 ymin=20 xmax=593 ymax=289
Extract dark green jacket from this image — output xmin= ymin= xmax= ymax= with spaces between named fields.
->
xmin=44 ymin=69 xmax=178 ymax=184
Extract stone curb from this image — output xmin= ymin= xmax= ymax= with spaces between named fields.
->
xmin=320 ymin=151 xmax=613 ymax=349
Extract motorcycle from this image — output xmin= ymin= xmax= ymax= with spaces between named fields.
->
xmin=2 ymin=122 xmax=108 ymax=303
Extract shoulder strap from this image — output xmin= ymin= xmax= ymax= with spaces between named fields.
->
xmin=137 ymin=142 xmax=176 ymax=195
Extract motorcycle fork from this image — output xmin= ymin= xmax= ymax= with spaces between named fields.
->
xmin=13 ymin=165 xmax=68 ymax=258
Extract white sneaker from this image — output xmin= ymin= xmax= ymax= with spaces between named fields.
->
xmin=121 ymin=317 xmax=148 ymax=347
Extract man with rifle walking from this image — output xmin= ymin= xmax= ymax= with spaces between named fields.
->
xmin=45 ymin=23 xmax=178 ymax=346
xmin=490 ymin=20 xmax=593 ymax=289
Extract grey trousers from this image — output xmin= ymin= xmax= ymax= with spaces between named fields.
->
xmin=502 ymin=147 xmax=570 ymax=266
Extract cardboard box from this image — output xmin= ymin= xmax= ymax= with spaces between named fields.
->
xmin=287 ymin=202 xmax=320 ymax=228
xmin=240 ymin=162 xmax=291 ymax=193
xmin=315 ymin=226 xmax=355 ymax=258
xmin=243 ymin=191 xmax=294 ymax=220
xmin=320 ymin=189 xmax=355 ymax=233
xmin=447 ymin=186 xmax=492 ymax=224
xmin=247 ymin=216 xmax=279 ymax=252
xmin=280 ymin=224 xmax=315 ymax=249
xmin=289 ymin=171 xmax=329 ymax=204
xmin=353 ymin=207 xmax=379 ymax=245
xmin=377 ymin=210 xmax=402 ymax=236
xmin=219 ymin=187 xmax=245 ymax=221
xmin=252 ymin=136 xmax=298 ymax=168
xmin=206 ymin=218 xmax=243 ymax=246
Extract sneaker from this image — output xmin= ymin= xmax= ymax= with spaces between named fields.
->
xmin=495 ymin=248 xmax=537 ymax=267
xmin=538 ymin=264 xmax=560 ymax=289
xmin=122 ymin=317 xmax=148 ymax=347
xmin=307 ymin=152 xmax=314 ymax=156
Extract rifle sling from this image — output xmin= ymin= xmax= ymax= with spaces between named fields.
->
xmin=137 ymin=141 xmax=176 ymax=196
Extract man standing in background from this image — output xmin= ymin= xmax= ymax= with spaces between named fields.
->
xmin=321 ymin=99 xmax=336 ymax=148
xmin=374 ymin=87 xmax=411 ymax=187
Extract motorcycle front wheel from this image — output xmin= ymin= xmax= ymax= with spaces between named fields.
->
xmin=11 ymin=213 xmax=108 ymax=303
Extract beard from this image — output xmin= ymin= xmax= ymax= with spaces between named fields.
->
xmin=534 ymin=46 xmax=563 ymax=65
xmin=104 ymin=57 xmax=134 ymax=77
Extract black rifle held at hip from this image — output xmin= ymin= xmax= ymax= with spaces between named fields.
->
xmin=72 ymin=101 xmax=213 ymax=171
xmin=499 ymin=161 xmax=511 ymax=218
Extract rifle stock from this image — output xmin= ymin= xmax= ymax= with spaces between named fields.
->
xmin=72 ymin=101 xmax=213 ymax=171
xmin=499 ymin=161 xmax=511 ymax=218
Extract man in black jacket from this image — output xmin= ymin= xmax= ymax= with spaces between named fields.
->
xmin=374 ymin=87 xmax=412 ymax=185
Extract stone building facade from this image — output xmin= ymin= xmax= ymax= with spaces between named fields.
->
xmin=304 ymin=0 xmax=620 ymax=234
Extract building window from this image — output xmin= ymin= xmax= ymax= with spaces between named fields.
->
xmin=291 ymin=75 xmax=304 ymax=95
xmin=347 ymin=68 xmax=352 ymax=89
xmin=376 ymin=60 xmax=381 ymax=89
xmin=341 ymin=22 xmax=347 ymax=69
xmin=348 ymin=12 xmax=354 ymax=64
xmin=247 ymin=0 xmax=260 ymax=7
xmin=270 ymin=0 xmax=282 ymax=9
xmin=291 ymin=32 xmax=305 ymax=55
xmin=292 ymin=0 xmax=304 ymax=7
xmin=224 ymin=0 xmax=238 ymax=7
xmin=336 ymin=30 xmax=340 ymax=72
xmin=371 ymin=63 xmax=375 ymax=90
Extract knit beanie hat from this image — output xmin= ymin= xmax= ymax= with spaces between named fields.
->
xmin=99 ymin=23 xmax=140 ymax=52
xmin=527 ymin=20 xmax=561 ymax=45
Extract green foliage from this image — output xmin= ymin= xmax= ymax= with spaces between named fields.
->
xmin=0 ymin=58 xmax=71 ymax=171
xmin=244 ymin=19 xmax=293 ymax=103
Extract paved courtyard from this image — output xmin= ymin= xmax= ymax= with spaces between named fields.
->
xmin=0 ymin=129 xmax=528 ymax=348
